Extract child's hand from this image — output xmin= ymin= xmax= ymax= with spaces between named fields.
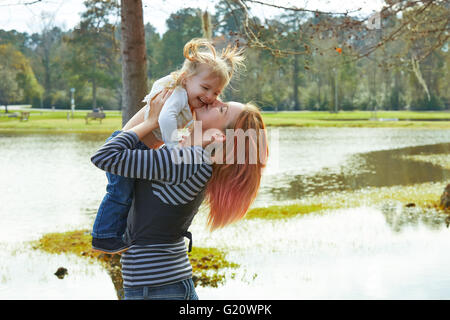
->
xmin=178 ymin=131 xmax=224 ymax=149
xmin=179 ymin=135 xmax=191 ymax=148
xmin=202 ymin=132 xmax=225 ymax=149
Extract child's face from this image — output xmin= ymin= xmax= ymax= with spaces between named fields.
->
xmin=184 ymin=66 xmax=225 ymax=110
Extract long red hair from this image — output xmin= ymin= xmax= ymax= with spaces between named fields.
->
xmin=205 ymin=103 xmax=268 ymax=230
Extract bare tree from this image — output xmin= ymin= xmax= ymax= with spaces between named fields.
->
xmin=231 ymin=0 xmax=449 ymax=65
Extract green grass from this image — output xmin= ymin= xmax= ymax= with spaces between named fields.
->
xmin=0 ymin=110 xmax=449 ymax=133
xmin=262 ymin=111 xmax=450 ymax=128
xmin=245 ymin=203 xmax=333 ymax=220
xmin=245 ymin=181 xmax=447 ymax=221
xmin=0 ymin=110 xmax=122 ymax=133
xmin=30 ymin=229 xmax=238 ymax=290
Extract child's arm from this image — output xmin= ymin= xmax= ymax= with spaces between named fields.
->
xmin=157 ymin=87 xmax=189 ymax=149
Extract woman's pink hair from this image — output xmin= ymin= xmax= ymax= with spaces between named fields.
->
xmin=205 ymin=103 xmax=268 ymax=230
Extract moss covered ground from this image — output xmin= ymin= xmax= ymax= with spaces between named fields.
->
xmin=31 ymin=229 xmax=239 ymax=298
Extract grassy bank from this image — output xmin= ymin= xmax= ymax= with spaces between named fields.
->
xmin=262 ymin=110 xmax=450 ymax=128
xmin=0 ymin=110 xmax=122 ymax=134
xmin=31 ymin=229 xmax=238 ymax=299
xmin=245 ymin=181 xmax=448 ymax=221
xmin=1 ymin=110 xmax=449 ymax=133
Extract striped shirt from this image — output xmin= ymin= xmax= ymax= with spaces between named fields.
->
xmin=91 ymin=131 xmax=212 ymax=287
xmin=121 ymin=241 xmax=192 ymax=288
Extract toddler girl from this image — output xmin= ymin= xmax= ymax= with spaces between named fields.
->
xmin=91 ymin=38 xmax=244 ymax=253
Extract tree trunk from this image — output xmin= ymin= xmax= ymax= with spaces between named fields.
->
xmin=92 ymin=75 xmax=97 ymax=110
xmin=317 ymin=74 xmax=322 ymax=109
xmin=293 ymin=54 xmax=300 ymax=110
xmin=43 ymin=46 xmax=51 ymax=108
xmin=120 ymin=0 xmax=148 ymax=126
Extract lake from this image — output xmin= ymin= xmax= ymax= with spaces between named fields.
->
xmin=0 ymin=127 xmax=449 ymax=299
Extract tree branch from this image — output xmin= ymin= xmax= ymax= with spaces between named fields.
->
xmin=0 ymin=0 xmax=42 ymax=6
xmin=242 ymin=0 xmax=362 ymax=16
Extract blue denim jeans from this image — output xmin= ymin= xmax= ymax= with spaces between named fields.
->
xmin=91 ymin=130 xmax=147 ymax=239
xmin=124 ymin=278 xmax=199 ymax=300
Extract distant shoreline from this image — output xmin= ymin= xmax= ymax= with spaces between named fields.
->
xmin=1 ymin=109 xmax=449 ymax=133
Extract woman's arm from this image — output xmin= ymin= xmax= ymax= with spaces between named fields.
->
xmin=122 ymin=104 xmax=147 ymax=131
xmin=90 ymin=131 xmax=210 ymax=184
xmin=121 ymin=105 xmax=161 ymax=149
xmin=91 ymin=88 xmax=211 ymax=184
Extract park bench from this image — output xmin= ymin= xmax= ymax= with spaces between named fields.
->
xmin=85 ymin=111 xmax=106 ymax=124
xmin=20 ymin=111 xmax=30 ymax=121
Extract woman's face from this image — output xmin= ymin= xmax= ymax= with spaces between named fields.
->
xmin=194 ymin=100 xmax=243 ymax=132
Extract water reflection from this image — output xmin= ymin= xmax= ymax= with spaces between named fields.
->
xmin=194 ymin=206 xmax=450 ymax=299
xmin=380 ymin=202 xmax=450 ymax=232
xmin=269 ymin=143 xmax=450 ymax=201
xmin=1 ymin=128 xmax=450 ymax=299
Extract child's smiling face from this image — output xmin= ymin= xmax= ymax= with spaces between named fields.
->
xmin=183 ymin=65 xmax=225 ymax=110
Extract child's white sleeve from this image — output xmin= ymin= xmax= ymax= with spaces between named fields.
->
xmin=142 ymin=76 xmax=170 ymax=120
xmin=158 ymin=87 xmax=188 ymax=149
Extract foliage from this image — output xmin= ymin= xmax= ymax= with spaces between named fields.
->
xmin=156 ymin=8 xmax=203 ymax=75
xmin=0 ymin=44 xmax=43 ymax=110
xmin=0 ymin=1 xmax=448 ymax=111
xmin=64 ymin=0 xmax=121 ymax=110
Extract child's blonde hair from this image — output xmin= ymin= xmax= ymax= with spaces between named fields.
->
xmin=171 ymin=38 xmax=245 ymax=89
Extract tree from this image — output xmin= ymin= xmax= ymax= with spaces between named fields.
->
xmin=0 ymin=44 xmax=43 ymax=111
xmin=0 ymin=66 xmax=22 ymax=113
xmin=66 ymin=0 xmax=120 ymax=110
xmin=120 ymin=0 xmax=148 ymax=125
xmin=29 ymin=14 xmax=64 ymax=108
xmin=231 ymin=0 xmax=448 ymax=62
xmin=0 ymin=30 xmax=30 ymax=54
xmin=159 ymin=8 xmax=203 ymax=72
xmin=144 ymin=23 xmax=163 ymax=81
xmin=214 ymin=0 xmax=246 ymax=36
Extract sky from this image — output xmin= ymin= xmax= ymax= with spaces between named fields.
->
xmin=0 ymin=0 xmax=385 ymax=35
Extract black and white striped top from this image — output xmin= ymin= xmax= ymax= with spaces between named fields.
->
xmin=121 ymin=241 xmax=193 ymax=288
xmin=91 ymin=131 xmax=213 ymax=287
xmin=91 ymin=130 xmax=213 ymax=206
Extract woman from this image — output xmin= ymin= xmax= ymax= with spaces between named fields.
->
xmin=91 ymin=89 xmax=268 ymax=300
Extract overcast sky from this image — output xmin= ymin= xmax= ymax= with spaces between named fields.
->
xmin=0 ymin=0 xmax=384 ymax=35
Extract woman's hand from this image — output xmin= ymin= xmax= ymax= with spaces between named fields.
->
xmin=146 ymin=88 xmax=173 ymax=130
xmin=126 ymin=88 xmax=172 ymax=140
